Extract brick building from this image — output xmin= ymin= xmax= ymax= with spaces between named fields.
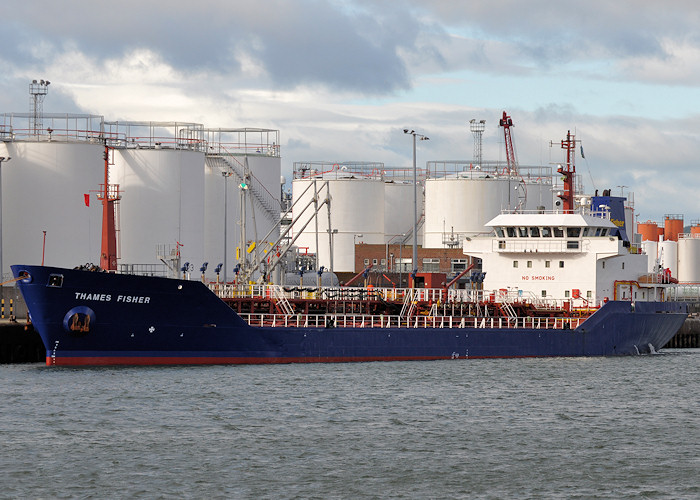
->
xmin=342 ymin=243 xmax=474 ymax=287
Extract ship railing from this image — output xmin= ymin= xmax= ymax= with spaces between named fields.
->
xmin=211 ymin=283 xmax=577 ymax=309
xmin=238 ymin=313 xmax=582 ymax=330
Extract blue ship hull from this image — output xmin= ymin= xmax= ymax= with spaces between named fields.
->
xmin=12 ymin=265 xmax=688 ymax=366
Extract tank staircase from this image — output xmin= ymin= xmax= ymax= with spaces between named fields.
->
xmin=205 ymin=154 xmax=280 ymax=223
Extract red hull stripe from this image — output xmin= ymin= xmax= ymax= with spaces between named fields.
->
xmin=46 ymin=355 xmax=540 ymax=366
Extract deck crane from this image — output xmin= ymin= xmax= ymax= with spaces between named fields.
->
xmin=499 ymin=111 xmax=518 ymax=176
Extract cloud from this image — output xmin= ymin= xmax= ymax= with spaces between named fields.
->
xmin=1 ymin=0 xmax=700 ymax=221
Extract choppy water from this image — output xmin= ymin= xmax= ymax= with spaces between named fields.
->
xmin=1 ymin=351 xmax=698 ymax=499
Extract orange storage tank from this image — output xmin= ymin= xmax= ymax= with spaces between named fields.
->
xmin=637 ymin=221 xmax=659 ymax=242
xmin=691 ymin=221 xmax=700 ymax=237
xmin=664 ymin=214 xmax=684 ymax=242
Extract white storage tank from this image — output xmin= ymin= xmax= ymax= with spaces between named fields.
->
xmin=1 ymin=141 xmax=103 ymax=277
xmin=659 ymin=240 xmax=679 ymax=279
xmin=112 ymin=148 xmax=205 ymax=271
xmin=292 ymin=172 xmax=384 ymax=273
xmin=423 ymin=174 xmax=515 ymax=248
xmin=521 ymin=178 xmax=554 ymax=212
xmin=641 ymin=240 xmax=659 ymax=273
xmin=202 ymin=154 xmax=281 ymax=281
xmin=384 ymin=180 xmax=416 ymax=241
xmin=677 ymin=235 xmax=700 ymax=283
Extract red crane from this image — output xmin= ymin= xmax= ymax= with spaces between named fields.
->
xmin=499 ymin=111 xmax=517 ymax=175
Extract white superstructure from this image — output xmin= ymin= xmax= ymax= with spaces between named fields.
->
xmin=463 ymin=210 xmax=664 ymax=306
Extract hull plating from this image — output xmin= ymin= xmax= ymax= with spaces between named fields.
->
xmin=12 ymin=265 xmax=688 ymax=366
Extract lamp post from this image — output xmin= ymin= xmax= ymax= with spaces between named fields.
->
xmin=354 ymin=234 xmax=363 ymax=272
xmin=327 ymin=228 xmax=338 ymax=276
xmin=222 ymin=169 xmax=232 ymax=283
xmin=0 ymin=156 xmax=11 ymax=279
xmin=386 ymin=233 xmax=405 ymax=273
xmin=403 ymin=129 xmax=429 ymax=275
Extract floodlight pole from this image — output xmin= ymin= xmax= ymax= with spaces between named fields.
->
xmin=403 ymin=130 xmax=429 ymax=277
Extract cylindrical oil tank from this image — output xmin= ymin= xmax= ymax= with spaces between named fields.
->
xmin=641 ymin=241 xmax=659 ymax=273
xmin=521 ymin=178 xmax=554 ymax=213
xmin=292 ymin=176 xmax=384 ymax=272
xmin=638 ymin=221 xmax=659 ymax=242
xmin=659 ymin=240 xmax=678 ymax=278
xmin=677 ymin=235 xmax=700 ymax=283
xmin=691 ymin=222 xmax=700 ymax=236
xmin=202 ymin=155 xmax=281 ymax=282
xmin=664 ymin=215 xmax=684 ymax=242
xmin=112 ymin=148 xmax=205 ymax=272
xmin=423 ymin=175 xmax=514 ymax=248
xmin=1 ymin=141 xmax=103 ymax=277
xmin=384 ymin=180 xmax=416 ymax=240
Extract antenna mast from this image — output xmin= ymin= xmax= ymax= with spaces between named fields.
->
xmin=556 ymin=130 xmax=577 ymax=213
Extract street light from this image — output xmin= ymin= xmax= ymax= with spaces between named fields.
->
xmin=386 ymin=233 xmax=405 ymax=273
xmin=327 ymin=228 xmax=338 ymax=277
xmin=222 ymin=169 xmax=233 ymax=283
xmin=0 ymin=156 xmax=11 ymax=279
xmin=354 ymin=234 xmax=363 ymax=273
xmin=403 ymin=129 xmax=429 ymax=275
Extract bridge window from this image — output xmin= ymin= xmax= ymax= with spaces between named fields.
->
xmin=542 ymin=227 xmax=552 ymax=237
xmin=495 ymin=227 xmax=505 ymax=237
xmin=553 ymin=227 xmax=564 ymax=237
xmin=518 ymin=227 xmax=528 ymax=237
xmin=530 ymin=227 xmax=540 ymax=237
xmin=566 ymin=227 xmax=581 ymax=237
xmin=507 ymin=227 xmax=516 ymax=237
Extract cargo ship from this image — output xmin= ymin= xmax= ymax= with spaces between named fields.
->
xmin=9 ymin=131 xmax=689 ymax=366
xmin=11 ymin=196 xmax=688 ymax=365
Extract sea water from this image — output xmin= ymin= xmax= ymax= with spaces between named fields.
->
xmin=1 ymin=350 xmax=698 ymax=499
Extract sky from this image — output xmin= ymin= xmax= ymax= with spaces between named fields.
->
xmin=1 ymin=0 xmax=699 ymax=223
